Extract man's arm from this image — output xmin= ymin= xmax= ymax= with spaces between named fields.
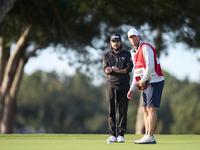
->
xmin=125 ymin=52 xmax=134 ymax=73
xmin=103 ymin=54 xmax=113 ymax=74
xmin=141 ymin=45 xmax=154 ymax=83
xmin=111 ymin=66 xmax=127 ymax=74
xmin=112 ymin=52 xmax=133 ymax=74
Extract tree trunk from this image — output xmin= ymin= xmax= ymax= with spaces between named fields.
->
xmin=0 ymin=37 xmax=10 ymax=86
xmin=1 ymin=58 xmax=25 ymax=133
xmin=0 ymin=26 xmax=31 ymax=133
xmin=154 ymin=24 xmax=163 ymax=58
xmin=0 ymin=0 xmax=17 ymax=25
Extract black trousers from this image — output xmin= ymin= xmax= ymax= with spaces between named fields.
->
xmin=106 ymin=85 xmax=129 ymax=137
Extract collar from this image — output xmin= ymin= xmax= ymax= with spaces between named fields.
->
xmin=132 ymin=40 xmax=143 ymax=53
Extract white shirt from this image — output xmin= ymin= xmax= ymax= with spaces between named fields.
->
xmin=130 ymin=41 xmax=164 ymax=91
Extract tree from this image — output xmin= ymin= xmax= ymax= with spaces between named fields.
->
xmin=0 ymin=0 xmax=17 ymax=25
xmin=118 ymin=0 xmax=200 ymax=134
xmin=1 ymin=0 xmax=200 ymax=134
xmin=0 ymin=0 xmax=110 ymax=133
xmin=0 ymin=0 xmax=115 ymax=133
xmin=169 ymin=82 xmax=200 ymax=134
xmin=16 ymin=71 xmax=107 ymax=133
xmin=16 ymin=70 xmax=200 ymax=134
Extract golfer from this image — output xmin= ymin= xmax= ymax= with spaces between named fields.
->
xmin=103 ymin=33 xmax=133 ymax=142
xmin=127 ymin=29 xmax=164 ymax=144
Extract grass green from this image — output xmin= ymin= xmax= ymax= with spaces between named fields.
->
xmin=0 ymin=134 xmax=200 ymax=150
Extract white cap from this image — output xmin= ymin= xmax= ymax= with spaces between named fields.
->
xmin=127 ymin=29 xmax=140 ymax=37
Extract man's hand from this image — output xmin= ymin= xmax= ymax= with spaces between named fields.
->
xmin=106 ymin=66 xmax=127 ymax=74
xmin=105 ymin=67 xmax=112 ymax=74
xmin=112 ymin=66 xmax=119 ymax=73
xmin=139 ymin=80 xmax=147 ymax=89
xmin=127 ymin=90 xmax=134 ymax=100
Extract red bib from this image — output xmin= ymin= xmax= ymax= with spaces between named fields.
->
xmin=134 ymin=43 xmax=164 ymax=90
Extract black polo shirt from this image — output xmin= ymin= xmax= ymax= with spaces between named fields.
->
xmin=103 ymin=49 xmax=133 ymax=88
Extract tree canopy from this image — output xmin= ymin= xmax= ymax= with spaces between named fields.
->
xmin=1 ymin=0 xmax=200 ymax=133
xmin=2 ymin=0 xmax=200 ymax=57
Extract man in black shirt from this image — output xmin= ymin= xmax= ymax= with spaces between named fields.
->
xmin=103 ymin=33 xmax=133 ymax=142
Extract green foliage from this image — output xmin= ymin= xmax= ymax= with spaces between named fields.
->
xmin=169 ymin=82 xmax=200 ymax=134
xmin=1 ymin=0 xmax=200 ymax=80
xmin=156 ymin=71 xmax=200 ymax=134
xmin=17 ymin=71 xmax=108 ymax=133
xmin=2 ymin=0 xmax=200 ymax=53
xmin=16 ymin=70 xmax=200 ymax=134
xmin=1 ymin=0 xmax=200 ymax=134
xmin=16 ymin=70 xmax=144 ymax=134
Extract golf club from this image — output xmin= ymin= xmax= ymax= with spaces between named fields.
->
xmin=114 ymin=88 xmax=117 ymax=138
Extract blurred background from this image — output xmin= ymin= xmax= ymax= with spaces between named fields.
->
xmin=0 ymin=0 xmax=199 ymax=134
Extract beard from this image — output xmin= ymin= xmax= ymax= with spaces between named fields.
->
xmin=111 ymin=44 xmax=122 ymax=51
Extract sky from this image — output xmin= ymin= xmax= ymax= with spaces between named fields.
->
xmin=159 ymin=44 xmax=200 ymax=83
xmin=24 ymin=44 xmax=200 ymax=85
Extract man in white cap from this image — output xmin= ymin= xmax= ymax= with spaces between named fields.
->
xmin=127 ymin=29 xmax=165 ymax=144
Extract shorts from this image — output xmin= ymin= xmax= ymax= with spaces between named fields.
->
xmin=142 ymin=80 xmax=164 ymax=108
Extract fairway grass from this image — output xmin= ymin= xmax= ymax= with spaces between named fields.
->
xmin=0 ymin=134 xmax=200 ymax=150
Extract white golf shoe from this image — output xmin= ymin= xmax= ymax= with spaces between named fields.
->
xmin=134 ymin=135 xmax=156 ymax=144
xmin=134 ymin=134 xmax=148 ymax=143
xmin=106 ymin=135 xmax=117 ymax=142
xmin=117 ymin=136 xmax=125 ymax=143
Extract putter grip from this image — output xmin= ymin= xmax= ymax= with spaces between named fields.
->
xmin=136 ymin=80 xmax=148 ymax=88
